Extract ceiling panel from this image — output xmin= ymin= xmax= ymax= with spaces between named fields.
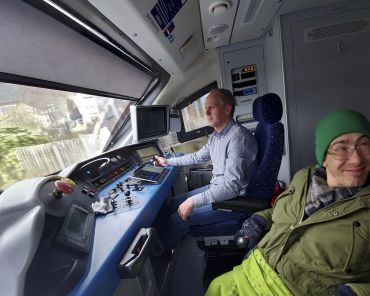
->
xmin=200 ymin=0 xmax=239 ymax=49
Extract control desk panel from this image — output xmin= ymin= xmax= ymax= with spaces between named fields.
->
xmin=69 ymin=140 xmax=180 ymax=295
xmin=71 ymin=140 xmax=168 ymax=216
xmin=13 ymin=139 xmax=179 ymax=296
xmin=72 ymin=141 xmax=163 ymax=191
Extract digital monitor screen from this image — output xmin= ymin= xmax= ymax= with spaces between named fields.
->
xmin=136 ymin=146 xmax=160 ymax=162
xmin=130 ymin=105 xmax=169 ymax=142
xmin=181 ymin=94 xmax=209 ymax=132
xmin=141 ymin=163 xmax=165 ymax=173
xmin=92 ymin=162 xmax=131 ymax=188
xmin=137 ymin=108 xmax=166 ymax=135
xmin=66 ymin=207 xmax=88 ymax=237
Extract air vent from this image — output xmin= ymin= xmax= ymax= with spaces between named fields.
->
xmin=304 ymin=19 xmax=370 ymax=43
xmin=209 ymin=24 xmax=228 ymax=35
xmin=241 ymin=0 xmax=263 ymax=25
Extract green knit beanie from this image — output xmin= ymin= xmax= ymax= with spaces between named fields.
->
xmin=315 ymin=109 xmax=370 ymax=165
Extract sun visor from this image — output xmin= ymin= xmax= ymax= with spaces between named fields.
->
xmin=0 ymin=1 xmax=153 ymax=99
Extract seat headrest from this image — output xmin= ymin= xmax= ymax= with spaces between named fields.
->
xmin=253 ymin=93 xmax=283 ymax=124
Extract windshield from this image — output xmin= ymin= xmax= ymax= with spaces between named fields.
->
xmin=0 ymin=82 xmax=133 ymax=189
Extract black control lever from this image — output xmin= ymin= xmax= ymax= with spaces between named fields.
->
xmin=170 ymin=147 xmax=176 ymax=157
xmin=124 ymin=183 xmax=143 ymax=191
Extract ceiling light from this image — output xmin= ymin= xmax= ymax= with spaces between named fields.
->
xmin=209 ymin=1 xmax=232 ymax=16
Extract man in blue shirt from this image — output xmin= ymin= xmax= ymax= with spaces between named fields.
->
xmin=154 ymin=88 xmax=258 ymax=250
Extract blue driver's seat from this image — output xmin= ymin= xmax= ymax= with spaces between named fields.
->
xmin=189 ymin=93 xmax=284 ymax=250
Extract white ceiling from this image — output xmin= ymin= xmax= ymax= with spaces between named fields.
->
xmin=88 ymin=0 xmax=352 ymax=75
xmin=200 ymin=0 xmax=352 ymax=49
xmin=87 ymin=0 xmax=354 ymax=105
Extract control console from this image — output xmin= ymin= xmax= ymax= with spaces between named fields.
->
xmin=13 ymin=139 xmax=173 ymax=296
xmin=99 ymin=178 xmax=144 ymax=214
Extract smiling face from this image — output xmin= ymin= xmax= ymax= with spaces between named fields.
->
xmin=323 ymin=133 xmax=370 ymax=187
xmin=204 ymin=91 xmax=232 ymax=132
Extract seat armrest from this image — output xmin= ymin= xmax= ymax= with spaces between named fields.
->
xmin=187 ymin=167 xmax=213 ymax=191
xmin=188 ymin=167 xmax=212 ymax=171
xmin=212 ymin=197 xmax=271 ymax=214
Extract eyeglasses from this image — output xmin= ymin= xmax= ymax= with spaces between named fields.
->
xmin=327 ymin=141 xmax=370 ymax=160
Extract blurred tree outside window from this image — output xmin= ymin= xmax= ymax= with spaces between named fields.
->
xmin=0 ymin=82 xmax=132 ymax=189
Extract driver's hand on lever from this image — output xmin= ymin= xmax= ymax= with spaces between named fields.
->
xmin=153 ymin=155 xmax=168 ymax=166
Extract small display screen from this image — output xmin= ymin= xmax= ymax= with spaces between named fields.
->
xmin=142 ymin=164 xmax=165 ymax=173
xmin=136 ymin=146 xmax=160 ymax=162
xmin=181 ymin=93 xmax=209 ymax=132
xmin=92 ymin=162 xmax=130 ymax=188
xmin=66 ymin=207 xmax=88 ymax=237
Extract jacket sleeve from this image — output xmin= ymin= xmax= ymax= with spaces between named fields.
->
xmin=347 ymin=283 xmax=370 ymax=296
xmin=255 ymin=167 xmax=312 ymax=231
xmin=333 ymin=284 xmax=357 ymax=296
xmin=234 ymin=214 xmax=267 ymax=249
xmin=254 ymin=208 xmax=274 ymax=231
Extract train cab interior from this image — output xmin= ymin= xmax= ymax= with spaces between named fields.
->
xmin=0 ymin=0 xmax=370 ymax=295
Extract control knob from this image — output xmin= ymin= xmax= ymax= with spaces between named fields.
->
xmin=53 ymin=178 xmax=76 ymax=198
xmin=125 ymin=196 xmax=133 ymax=206
xmin=235 ymin=236 xmax=249 ymax=249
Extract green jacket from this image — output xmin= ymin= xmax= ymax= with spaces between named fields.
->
xmin=256 ymin=166 xmax=370 ymax=296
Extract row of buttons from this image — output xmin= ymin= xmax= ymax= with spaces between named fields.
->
xmin=81 ymin=186 xmax=95 ymax=198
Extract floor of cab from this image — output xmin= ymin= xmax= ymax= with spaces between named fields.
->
xmin=167 ymin=234 xmax=205 ymax=296
xmin=151 ymin=234 xmax=245 ymax=296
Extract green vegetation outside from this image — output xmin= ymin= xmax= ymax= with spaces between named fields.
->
xmin=0 ymin=127 xmax=48 ymax=189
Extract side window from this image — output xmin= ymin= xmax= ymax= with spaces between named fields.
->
xmin=158 ymin=82 xmax=218 ymax=155
xmin=176 ymin=81 xmax=217 ymax=143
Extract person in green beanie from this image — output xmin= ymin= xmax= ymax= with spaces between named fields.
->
xmin=205 ymin=109 xmax=370 ymax=296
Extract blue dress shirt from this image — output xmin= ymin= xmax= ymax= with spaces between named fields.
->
xmin=167 ymin=119 xmax=258 ymax=207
